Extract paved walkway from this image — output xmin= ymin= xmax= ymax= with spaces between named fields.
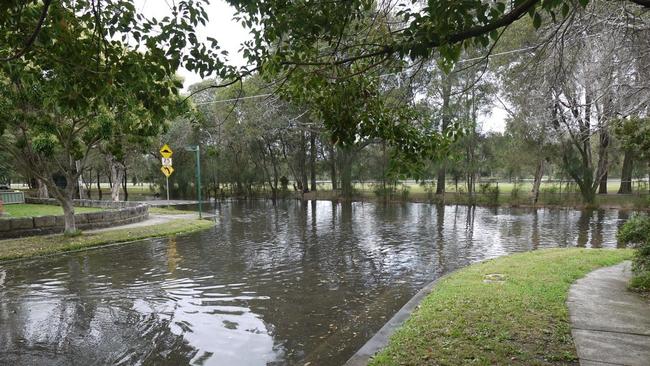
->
xmin=85 ymin=214 xmax=198 ymax=233
xmin=567 ymin=261 xmax=650 ymax=366
xmin=136 ymin=200 xmax=199 ymax=207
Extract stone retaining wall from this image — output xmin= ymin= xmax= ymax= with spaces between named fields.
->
xmin=0 ymin=199 xmax=149 ymax=239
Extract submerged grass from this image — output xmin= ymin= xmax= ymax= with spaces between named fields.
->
xmin=149 ymin=206 xmax=186 ymax=215
xmin=0 ymin=218 xmax=214 ymax=261
xmin=369 ymin=248 xmax=633 ymax=366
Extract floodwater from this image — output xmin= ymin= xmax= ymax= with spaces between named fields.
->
xmin=0 ymin=201 xmax=629 ymax=365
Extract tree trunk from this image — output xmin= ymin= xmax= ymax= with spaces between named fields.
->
xmin=579 ymin=183 xmax=597 ymax=205
xmin=338 ymin=147 xmax=353 ymax=199
xmin=122 ymin=168 xmax=128 ymax=201
xmin=107 ymin=156 xmax=125 ymax=202
xmin=37 ymin=178 xmax=49 ymax=198
xmin=300 ymin=132 xmax=308 ymax=193
xmin=598 ymin=171 xmax=608 ymax=194
xmin=436 ymin=72 xmax=453 ymax=195
xmin=597 ymin=128 xmax=609 ymax=194
xmin=310 ymin=132 xmax=317 ymax=191
xmin=61 ymin=197 xmax=76 ymax=233
xmin=531 ymin=159 xmax=545 ymax=205
xmin=436 ymin=165 xmax=446 ymax=194
xmin=329 ymin=144 xmax=337 ymax=191
xmin=97 ymin=170 xmax=103 ymax=200
xmin=618 ymin=150 xmax=633 ymax=194
xmin=75 ymin=160 xmax=86 ymax=199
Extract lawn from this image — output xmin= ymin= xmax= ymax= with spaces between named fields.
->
xmin=0 ymin=218 xmax=214 ymax=261
xmin=369 ymin=248 xmax=633 ymax=366
xmin=1 ymin=203 xmax=102 ymax=218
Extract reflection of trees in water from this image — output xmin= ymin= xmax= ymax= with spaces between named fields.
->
xmin=617 ymin=210 xmax=631 ymax=249
xmin=576 ymin=210 xmax=592 ymax=247
xmin=0 ymin=248 xmax=196 ymax=365
xmin=591 ymin=210 xmax=605 ymax=248
xmin=0 ymin=201 xmax=627 ymax=366
xmin=531 ymin=210 xmax=540 ymax=250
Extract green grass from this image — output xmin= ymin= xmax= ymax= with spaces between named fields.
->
xmin=0 ymin=218 xmax=214 ymax=261
xmin=1 ymin=203 xmax=102 ymax=218
xmin=369 ymin=248 xmax=633 ymax=366
xmin=149 ymin=206 xmax=187 ymax=215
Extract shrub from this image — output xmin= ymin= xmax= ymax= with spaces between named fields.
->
xmin=373 ymin=184 xmax=394 ymax=198
xmin=617 ymin=214 xmax=650 ymax=291
xmin=400 ymin=187 xmax=410 ymax=200
xmin=629 ymin=271 xmax=650 ymax=292
xmin=617 ymin=214 xmax=650 ymax=247
xmin=479 ymin=183 xmax=500 ymax=205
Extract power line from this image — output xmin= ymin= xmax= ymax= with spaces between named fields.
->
xmin=194 ymin=93 xmax=273 ymax=106
xmin=191 ymin=45 xmax=538 ymax=106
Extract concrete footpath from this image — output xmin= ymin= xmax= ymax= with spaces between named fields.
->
xmin=85 ymin=213 xmax=198 ymax=233
xmin=567 ymin=261 xmax=650 ymax=366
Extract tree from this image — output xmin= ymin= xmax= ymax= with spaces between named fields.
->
xmin=0 ymin=2 xmax=205 ymax=233
xmin=492 ymin=0 xmax=649 ymax=204
xmin=615 ymin=118 xmax=650 ymax=194
xmin=232 ymin=0 xmax=650 ymax=77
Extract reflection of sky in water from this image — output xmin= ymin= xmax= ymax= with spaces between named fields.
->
xmin=0 ymin=201 xmax=630 ymax=366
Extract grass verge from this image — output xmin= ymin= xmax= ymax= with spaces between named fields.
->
xmin=2 ymin=203 xmax=102 ymax=218
xmin=369 ymin=248 xmax=633 ymax=366
xmin=0 ymin=218 xmax=214 ymax=262
xmin=149 ymin=206 xmax=186 ymax=215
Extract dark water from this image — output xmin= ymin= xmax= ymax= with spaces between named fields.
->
xmin=0 ymin=201 xmax=629 ymax=365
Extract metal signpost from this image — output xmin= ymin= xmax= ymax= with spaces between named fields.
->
xmin=160 ymin=144 xmax=174 ymax=201
xmin=185 ymin=145 xmax=202 ymax=219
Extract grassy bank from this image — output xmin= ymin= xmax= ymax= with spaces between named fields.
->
xmin=369 ymin=248 xmax=633 ymax=366
xmin=2 ymin=203 xmax=102 ymax=218
xmin=0 ymin=218 xmax=214 ymax=261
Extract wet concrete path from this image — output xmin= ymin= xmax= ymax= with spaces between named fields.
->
xmin=85 ymin=214 xmax=198 ymax=233
xmin=568 ymin=261 xmax=650 ymax=366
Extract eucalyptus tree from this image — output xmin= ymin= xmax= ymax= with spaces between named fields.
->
xmin=493 ymin=0 xmax=649 ymax=203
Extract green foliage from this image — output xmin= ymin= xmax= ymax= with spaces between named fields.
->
xmin=617 ymin=215 xmax=650 ymax=248
xmin=479 ymin=182 xmax=500 ymax=205
xmin=280 ymin=176 xmax=289 ymax=191
xmin=617 ymin=214 xmax=650 ymax=291
xmin=629 ymin=271 xmax=650 ymax=292
xmin=614 ymin=117 xmax=650 ymax=162
xmin=63 ymin=229 xmax=83 ymax=238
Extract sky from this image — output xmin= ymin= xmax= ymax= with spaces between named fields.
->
xmin=137 ymin=0 xmax=507 ymax=133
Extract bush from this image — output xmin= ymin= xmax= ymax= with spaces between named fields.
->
xmin=400 ymin=187 xmax=410 ymax=200
xmin=617 ymin=214 xmax=650 ymax=247
xmin=479 ymin=183 xmax=500 ymax=205
xmin=373 ymin=184 xmax=395 ymax=198
xmin=629 ymin=271 xmax=650 ymax=292
xmin=617 ymin=214 xmax=650 ymax=291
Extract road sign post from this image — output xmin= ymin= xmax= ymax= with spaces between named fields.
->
xmin=160 ymin=144 xmax=174 ymax=202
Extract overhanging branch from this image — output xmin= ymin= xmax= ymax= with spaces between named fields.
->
xmin=0 ymin=0 xmax=53 ymax=62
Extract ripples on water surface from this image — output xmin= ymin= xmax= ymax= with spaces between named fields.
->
xmin=0 ymin=201 xmax=629 ymax=365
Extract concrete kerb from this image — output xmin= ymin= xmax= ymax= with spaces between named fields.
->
xmin=344 ymin=270 xmax=458 ymax=366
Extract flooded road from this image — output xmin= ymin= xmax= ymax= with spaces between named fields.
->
xmin=0 ymin=201 xmax=629 ymax=365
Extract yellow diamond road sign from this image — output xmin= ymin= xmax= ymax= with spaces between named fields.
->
xmin=161 ymin=166 xmax=174 ymax=177
xmin=160 ymin=144 xmax=173 ymax=158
